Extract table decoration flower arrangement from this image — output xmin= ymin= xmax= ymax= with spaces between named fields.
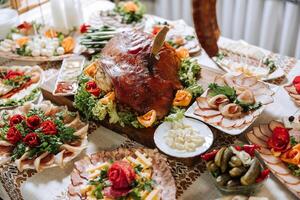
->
xmin=0 ymin=101 xmax=88 ymax=172
xmin=0 ymin=65 xmax=43 ymax=109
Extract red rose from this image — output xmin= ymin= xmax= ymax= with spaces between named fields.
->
xmin=9 ymin=114 xmax=25 ymax=126
xmin=26 ymin=115 xmax=41 ymax=130
xmin=86 ymin=81 xmax=101 ymax=97
xmin=108 ymin=161 xmax=136 ymax=189
xmin=79 ymin=23 xmax=90 ymax=33
xmin=6 ymin=127 xmax=22 ymax=144
xmin=293 ymin=76 xmax=300 ymax=85
xmin=23 ymin=133 xmax=39 ymax=147
xmin=40 ymin=120 xmax=57 ymax=135
xmin=5 ymin=70 xmax=24 ymax=80
xmin=267 ymin=127 xmax=290 ymax=152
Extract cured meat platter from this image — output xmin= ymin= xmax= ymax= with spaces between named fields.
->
xmin=246 ymin=120 xmax=300 ymax=198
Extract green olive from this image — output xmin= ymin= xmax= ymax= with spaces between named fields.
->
xmin=229 ymin=167 xmax=246 ymax=177
xmin=241 ymin=158 xmax=261 ymax=186
xmin=216 ymin=174 xmax=231 ymax=186
xmin=220 ymin=148 xmax=233 ymax=173
xmin=229 ymin=156 xmax=242 ymax=167
xmin=215 ymin=147 xmax=226 ymax=167
xmin=226 ymin=179 xmax=240 ymax=187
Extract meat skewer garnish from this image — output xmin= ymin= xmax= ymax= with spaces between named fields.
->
xmin=147 ymin=26 xmax=169 ymax=73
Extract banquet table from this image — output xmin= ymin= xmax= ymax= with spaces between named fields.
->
xmin=0 ymin=1 xmax=300 ymax=200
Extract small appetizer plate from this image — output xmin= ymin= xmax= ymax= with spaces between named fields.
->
xmin=154 ymin=117 xmax=214 ymax=158
xmin=53 ymin=55 xmax=85 ymax=96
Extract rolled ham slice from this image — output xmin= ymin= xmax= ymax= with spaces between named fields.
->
xmin=207 ymin=94 xmax=229 ymax=109
xmin=219 ymin=103 xmax=242 ymax=118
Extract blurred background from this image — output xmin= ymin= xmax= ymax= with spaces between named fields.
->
xmin=1 ymin=0 xmax=300 ymax=58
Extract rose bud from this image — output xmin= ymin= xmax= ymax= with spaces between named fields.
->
xmin=26 ymin=115 xmax=41 ymax=130
xmin=6 ymin=127 xmax=22 ymax=144
xmin=23 ymin=133 xmax=39 ymax=147
xmin=9 ymin=114 xmax=25 ymax=126
xmin=40 ymin=120 xmax=58 ymax=135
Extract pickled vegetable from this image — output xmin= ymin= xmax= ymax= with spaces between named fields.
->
xmin=215 ymin=147 xmax=226 ymax=167
xmin=229 ymin=167 xmax=246 ymax=177
xmin=240 ymin=158 xmax=261 ymax=186
xmin=216 ymin=174 xmax=231 ymax=186
xmin=220 ymin=147 xmax=233 ymax=173
xmin=229 ymin=156 xmax=242 ymax=167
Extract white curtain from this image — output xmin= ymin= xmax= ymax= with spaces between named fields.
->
xmin=154 ymin=0 xmax=300 ymax=59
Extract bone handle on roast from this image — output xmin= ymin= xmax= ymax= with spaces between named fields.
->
xmin=147 ymin=26 xmax=169 ymax=73
xmin=192 ymin=0 xmax=220 ymax=57
xmin=151 ymin=26 xmax=170 ymax=56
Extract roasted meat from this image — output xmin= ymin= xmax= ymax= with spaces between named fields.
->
xmin=96 ymin=30 xmax=182 ymax=118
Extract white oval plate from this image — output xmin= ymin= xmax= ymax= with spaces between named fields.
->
xmin=154 ymin=117 xmax=214 ymax=158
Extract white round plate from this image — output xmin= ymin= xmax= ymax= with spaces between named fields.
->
xmin=154 ymin=117 xmax=214 ymax=158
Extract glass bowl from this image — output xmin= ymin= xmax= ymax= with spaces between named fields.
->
xmin=210 ymin=174 xmax=266 ymax=195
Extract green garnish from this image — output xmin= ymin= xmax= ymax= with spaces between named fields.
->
xmin=291 ymin=136 xmax=298 ymax=147
xmin=208 ymin=83 xmax=237 ymax=102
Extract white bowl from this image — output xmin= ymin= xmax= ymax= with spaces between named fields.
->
xmin=0 ymin=8 xmax=19 ymax=39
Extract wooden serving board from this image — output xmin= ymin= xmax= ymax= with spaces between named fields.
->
xmin=41 ymin=66 xmax=225 ymax=166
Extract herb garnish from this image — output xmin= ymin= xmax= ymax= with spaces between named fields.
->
xmin=208 ymin=83 xmax=262 ymax=112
